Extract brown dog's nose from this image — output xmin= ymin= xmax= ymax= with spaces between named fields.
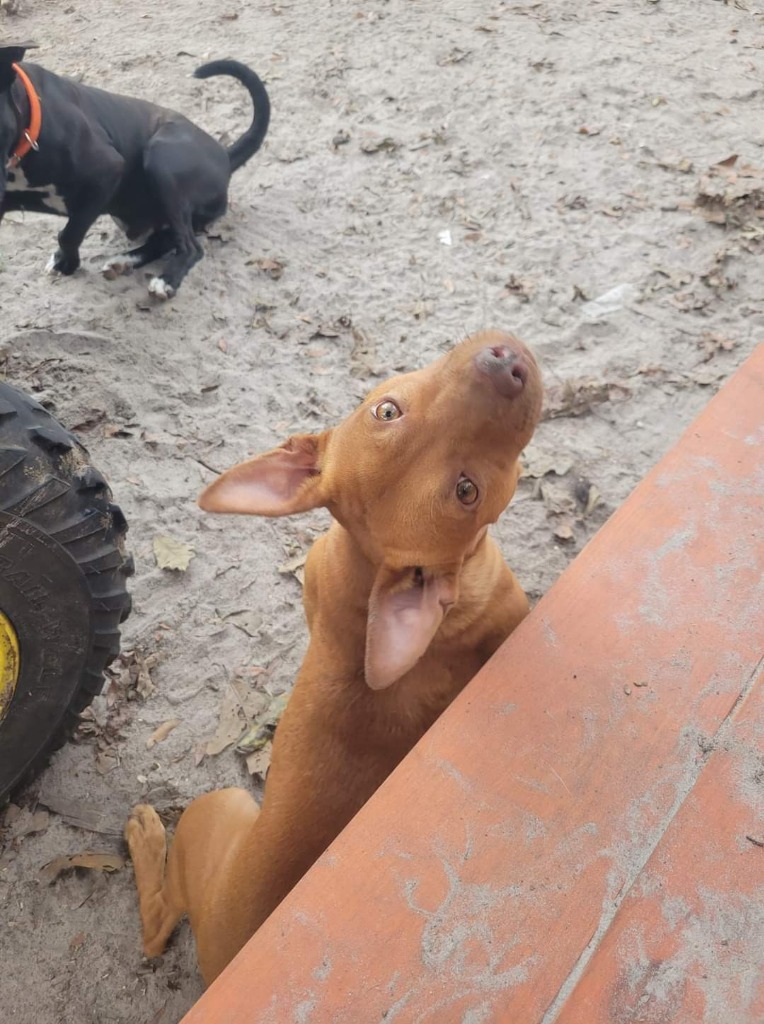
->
xmin=474 ymin=345 xmax=528 ymax=398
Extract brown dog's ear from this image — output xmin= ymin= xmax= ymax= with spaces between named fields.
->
xmin=198 ymin=433 xmax=327 ymax=516
xmin=365 ymin=566 xmax=460 ymax=691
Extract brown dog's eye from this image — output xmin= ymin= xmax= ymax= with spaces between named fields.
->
xmin=373 ymin=399 xmax=402 ymax=421
xmin=456 ymin=477 xmax=478 ymax=505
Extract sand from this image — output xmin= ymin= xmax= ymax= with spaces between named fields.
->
xmin=0 ymin=1 xmax=761 ymax=1021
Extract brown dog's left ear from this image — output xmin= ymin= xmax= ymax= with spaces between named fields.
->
xmin=365 ymin=566 xmax=460 ymax=691
xmin=198 ymin=432 xmax=328 ymax=517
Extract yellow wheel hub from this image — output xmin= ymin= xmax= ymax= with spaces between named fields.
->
xmin=0 ymin=610 xmax=20 ymax=727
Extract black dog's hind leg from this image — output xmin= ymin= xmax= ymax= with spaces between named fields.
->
xmin=101 ymin=228 xmax=175 ymax=280
xmin=47 ymin=152 xmax=125 ymax=276
xmin=141 ymin=125 xmax=226 ymax=299
xmin=148 ymin=219 xmax=202 ymax=300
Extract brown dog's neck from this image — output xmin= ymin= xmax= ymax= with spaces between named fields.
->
xmin=311 ymin=520 xmax=498 ymax=655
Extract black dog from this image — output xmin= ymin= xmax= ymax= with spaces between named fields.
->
xmin=0 ymin=43 xmax=270 ymax=298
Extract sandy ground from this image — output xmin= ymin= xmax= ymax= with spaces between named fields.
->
xmin=0 ymin=0 xmax=762 ymax=1021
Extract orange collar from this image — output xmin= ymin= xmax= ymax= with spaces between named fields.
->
xmin=7 ymin=63 xmax=42 ymax=169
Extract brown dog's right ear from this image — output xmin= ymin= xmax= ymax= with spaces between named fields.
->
xmin=198 ymin=433 xmax=328 ymax=516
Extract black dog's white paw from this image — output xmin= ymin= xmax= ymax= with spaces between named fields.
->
xmin=102 ymin=255 xmax=139 ymax=280
xmin=148 ymin=277 xmax=175 ymax=301
xmin=46 ymin=250 xmax=80 ymax=276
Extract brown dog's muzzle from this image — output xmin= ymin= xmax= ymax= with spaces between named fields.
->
xmin=474 ymin=344 xmax=529 ymax=398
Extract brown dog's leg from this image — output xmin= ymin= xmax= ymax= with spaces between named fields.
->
xmin=125 ymin=805 xmax=185 ymax=957
xmin=126 ymin=790 xmax=262 ymax=973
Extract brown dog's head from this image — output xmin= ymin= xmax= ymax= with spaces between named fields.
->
xmin=200 ymin=330 xmax=542 ymax=689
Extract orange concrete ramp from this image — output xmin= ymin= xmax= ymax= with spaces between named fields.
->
xmin=182 ymin=345 xmax=764 ymax=1024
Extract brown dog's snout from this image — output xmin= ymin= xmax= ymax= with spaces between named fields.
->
xmin=473 ymin=344 xmax=528 ymax=398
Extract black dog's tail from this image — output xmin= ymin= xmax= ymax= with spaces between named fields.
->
xmin=193 ymin=60 xmax=271 ymax=174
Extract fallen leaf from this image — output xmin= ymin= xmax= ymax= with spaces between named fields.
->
xmin=311 ymin=324 xmax=340 ymax=339
xmin=135 ymin=658 xmax=157 ymax=700
xmin=69 ymin=932 xmax=87 ymax=953
xmin=40 ymin=852 xmax=125 ymax=885
xmin=574 ymin=480 xmax=602 ymax=517
xmin=25 ymin=808 xmax=50 ymax=835
xmin=145 ymin=719 xmax=181 ymax=749
xmin=543 ymin=379 xmax=631 ymax=420
xmin=249 ymin=257 xmax=285 ymax=280
xmin=95 ymin=750 xmax=118 ymax=776
xmin=205 ymin=680 xmax=266 ymax=757
xmin=695 ymin=157 xmax=764 ymax=231
xmin=236 ymin=692 xmax=289 ymax=756
xmin=360 ymin=135 xmax=398 ymax=154
xmin=153 ymin=535 xmax=195 ymax=572
xmin=656 ymin=154 xmax=694 ymax=174
xmin=104 ymin=423 xmax=134 ymax=439
xmin=223 ymin=609 xmax=263 ymax=637
xmin=36 ymin=792 xmax=123 ymax=837
xmin=350 ymin=327 xmax=380 ymax=380
xmin=504 ymin=274 xmax=535 ymax=302
xmin=278 ymin=552 xmax=307 ymax=586
xmin=3 ymin=807 xmax=49 ymax=839
xmin=437 ymin=47 xmax=471 ymax=66
xmin=332 ymin=129 xmax=351 ymax=149
xmin=522 ymin=448 xmax=573 ymax=479
xmin=1 ymin=803 xmax=21 ymax=828
xmin=245 ymin=743 xmax=272 ymax=778
xmin=540 ymin=482 xmax=577 ymax=517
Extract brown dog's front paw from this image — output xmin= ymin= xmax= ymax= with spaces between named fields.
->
xmin=125 ymin=803 xmax=166 ymax=853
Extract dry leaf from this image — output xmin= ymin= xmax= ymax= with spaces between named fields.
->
xmin=437 ymin=47 xmax=471 ymax=66
xmin=136 ymin=659 xmax=157 ymax=699
xmin=311 ymin=324 xmax=340 ymax=339
xmin=695 ymin=158 xmax=764 ymax=231
xmin=104 ymin=423 xmax=133 ymax=439
xmin=360 ymin=135 xmax=399 ymax=154
xmin=3 ymin=807 xmax=49 ymax=839
xmin=250 ymin=257 xmax=285 ymax=280
xmin=236 ymin=692 xmax=289 ymax=757
xmin=332 ymin=129 xmax=351 ymax=149
xmin=540 ymin=481 xmax=577 ymax=517
xmin=146 ymin=719 xmax=181 ymax=749
xmin=245 ymin=743 xmax=273 ymax=778
xmin=205 ymin=679 xmax=266 ymax=757
xmin=522 ymin=448 xmax=573 ymax=479
xmin=40 ymin=851 xmax=125 ymax=885
xmin=278 ymin=552 xmax=307 ymax=586
xmin=36 ymin=792 xmax=123 ymax=837
xmin=574 ymin=480 xmax=602 ymax=517
xmin=504 ymin=275 xmax=535 ymax=302
xmin=543 ymin=379 xmax=630 ymax=420
xmin=221 ymin=610 xmax=262 ymax=638
xmin=153 ymin=535 xmax=194 ymax=572
xmin=698 ymin=332 xmax=737 ymax=362
xmin=69 ymin=932 xmax=88 ymax=953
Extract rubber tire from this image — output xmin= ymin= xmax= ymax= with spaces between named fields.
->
xmin=0 ymin=383 xmax=132 ymax=801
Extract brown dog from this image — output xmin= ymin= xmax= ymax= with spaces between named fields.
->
xmin=125 ymin=329 xmax=543 ymax=984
